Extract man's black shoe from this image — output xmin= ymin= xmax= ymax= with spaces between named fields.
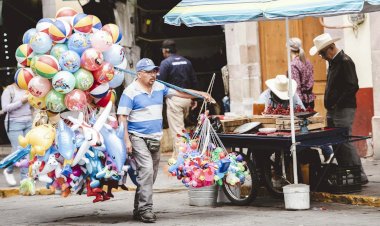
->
xmin=139 ymin=211 xmax=157 ymax=223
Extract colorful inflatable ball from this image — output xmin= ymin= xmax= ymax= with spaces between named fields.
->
xmin=55 ymin=7 xmax=78 ymax=24
xmin=52 ymin=71 xmax=76 ymax=94
xmin=45 ymin=90 xmax=67 ymax=113
xmin=94 ymin=89 xmax=112 ymax=107
xmin=74 ymin=68 xmax=94 ymax=91
xmin=64 ymin=89 xmax=87 ymax=111
xmin=14 ymin=68 xmax=35 ymax=90
xmin=89 ymin=82 xmax=109 ymax=99
xmin=90 ymin=15 xmax=102 ymax=33
xmin=103 ymin=44 xmax=125 ymax=66
xmin=59 ymin=50 xmax=81 ymax=73
xmin=28 ymin=94 xmax=46 ymax=110
xmin=101 ymin=23 xmax=122 ymax=44
xmin=92 ymin=62 xmax=114 ymax=84
xmin=67 ymin=32 xmax=91 ymax=56
xmin=29 ymin=32 xmax=53 ymax=54
xmin=90 ymin=30 xmax=112 ymax=52
xmin=34 ymin=55 xmax=60 ymax=79
xmin=80 ymin=48 xmax=103 ymax=71
xmin=28 ymin=76 xmax=52 ymax=98
xmin=15 ymin=44 xmax=34 ymax=67
xmin=36 ymin=18 xmax=55 ymax=34
xmin=22 ymin=28 xmax=37 ymax=44
xmin=49 ymin=19 xmax=72 ymax=43
xmin=50 ymin=43 xmax=69 ymax=60
xmin=71 ymin=13 xmax=92 ymax=33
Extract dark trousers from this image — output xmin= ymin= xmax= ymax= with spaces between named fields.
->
xmin=326 ymin=108 xmax=367 ymax=179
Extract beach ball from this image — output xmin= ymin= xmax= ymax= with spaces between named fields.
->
xmin=59 ymin=50 xmax=81 ymax=73
xmin=71 ymin=13 xmax=92 ymax=33
xmin=22 ymin=28 xmax=37 ymax=44
xmin=28 ymin=76 xmax=52 ymax=97
xmin=108 ymin=71 xmax=124 ymax=88
xmin=34 ymin=55 xmax=60 ymax=79
xmin=36 ymin=18 xmax=55 ymax=34
xmin=50 ymin=43 xmax=69 ymax=60
xmin=29 ymin=32 xmax=52 ymax=54
xmin=28 ymin=94 xmax=46 ymax=110
xmin=15 ymin=44 xmax=34 ymax=67
xmin=102 ymin=24 xmax=123 ymax=44
xmin=89 ymin=82 xmax=109 ymax=99
xmin=52 ymin=71 xmax=76 ymax=94
xmin=103 ymin=44 xmax=125 ymax=66
xmin=29 ymin=55 xmax=39 ymax=74
xmin=64 ymin=89 xmax=87 ymax=111
xmin=90 ymin=15 xmax=102 ymax=33
xmin=92 ymin=62 xmax=114 ymax=84
xmin=49 ymin=19 xmax=72 ymax=43
xmin=74 ymin=68 xmax=94 ymax=91
xmin=45 ymin=90 xmax=66 ymax=113
xmin=94 ymin=89 xmax=112 ymax=107
xmin=55 ymin=7 xmax=78 ymax=24
xmin=90 ymin=30 xmax=112 ymax=52
xmin=67 ymin=32 xmax=91 ymax=55
xmin=14 ymin=68 xmax=35 ymax=90
xmin=81 ymin=48 xmax=103 ymax=71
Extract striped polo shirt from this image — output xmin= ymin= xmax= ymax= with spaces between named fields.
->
xmin=117 ymin=80 xmax=175 ymax=140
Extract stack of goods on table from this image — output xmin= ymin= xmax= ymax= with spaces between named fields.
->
xmin=167 ymin=115 xmax=249 ymax=188
xmin=220 ymin=104 xmax=325 ymax=134
xmin=0 ymin=7 xmax=136 ymax=203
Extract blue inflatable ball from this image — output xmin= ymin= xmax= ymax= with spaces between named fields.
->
xmin=102 ymin=44 xmax=125 ymax=66
xmin=67 ymin=32 xmax=91 ymax=56
xmin=50 ymin=43 xmax=69 ymax=60
xmin=59 ymin=50 xmax=81 ymax=73
xmin=22 ymin=28 xmax=37 ymax=44
xmin=29 ymin=32 xmax=53 ymax=54
xmin=108 ymin=72 xmax=124 ymax=88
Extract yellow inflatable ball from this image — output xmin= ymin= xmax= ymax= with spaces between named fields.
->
xmin=28 ymin=93 xmax=46 ymax=110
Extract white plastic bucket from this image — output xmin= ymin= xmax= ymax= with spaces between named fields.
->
xmin=188 ymin=184 xmax=218 ymax=206
xmin=283 ymin=184 xmax=310 ymax=210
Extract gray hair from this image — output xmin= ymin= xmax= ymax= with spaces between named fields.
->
xmin=289 ymin=37 xmax=306 ymax=63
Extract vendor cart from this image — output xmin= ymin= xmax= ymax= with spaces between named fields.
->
xmin=218 ymin=127 xmax=369 ymax=205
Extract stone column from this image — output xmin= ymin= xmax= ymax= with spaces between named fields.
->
xmin=224 ymin=22 xmax=262 ymax=114
xmin=370 ymin=12 xmax=380 ymax=159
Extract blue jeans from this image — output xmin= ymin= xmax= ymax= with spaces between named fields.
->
xmin=5 ymin=120 xmax=32 ymax=180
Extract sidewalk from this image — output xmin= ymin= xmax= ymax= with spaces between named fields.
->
xmin=1 ymin=147 xmax=380 ymax=207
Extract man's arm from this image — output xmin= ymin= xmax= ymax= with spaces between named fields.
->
xmin=172 ymin=88 xmax=215 ymax=103
xmin=118 ymin=114 xmax=132 ymax=154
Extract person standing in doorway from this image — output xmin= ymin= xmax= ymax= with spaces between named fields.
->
xmin=289 ymin=37 xmax=316 ymax=109
xmin=158 ymin=39 xmax=199 ymax=144
xmin=1 ymin=83 xmax=32 ymax=186
xmin=309 ymin=33 xmax=368 ymax=184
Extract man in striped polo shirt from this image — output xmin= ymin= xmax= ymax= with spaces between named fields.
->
xmin=117 ymin=58 xmax=212 ymax=223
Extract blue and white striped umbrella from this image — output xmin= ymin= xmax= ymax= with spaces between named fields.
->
xmin=164 ymin=0 xmax=380 ymax=27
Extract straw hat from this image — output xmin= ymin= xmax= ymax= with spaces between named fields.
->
xmin=265 ymin=75 xmax=297 ymax=100
xmin=309 ymin=33 xmax=340 ymax=56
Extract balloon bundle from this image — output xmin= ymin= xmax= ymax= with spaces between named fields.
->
xmin=0 ymin=102 xmax=137 ymax=203
xmin=15 ymin=7 xmax=128 ymax=115
xmin=167 ymin=115 xmax=249 ymax=188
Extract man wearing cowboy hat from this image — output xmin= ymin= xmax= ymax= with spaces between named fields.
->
xmin=310 ymin=33 xmax=368 ymax=184
xmin=258 ymin=74 xmax=305 ymax=112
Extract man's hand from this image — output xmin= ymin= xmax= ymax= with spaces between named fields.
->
xmin=126 ymin=138 xmax=132 ymax=154
xmin=200 ymin=92 xmax=215 ymax=104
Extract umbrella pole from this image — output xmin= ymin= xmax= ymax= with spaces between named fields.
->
xmin=285 ymin=18 xmax=298 ymax=184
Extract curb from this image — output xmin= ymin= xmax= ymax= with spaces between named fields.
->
xmin=0 ymin=186 xmax=186 ymax=199
xmin=311 ymin=192 xmax=380 ymax=207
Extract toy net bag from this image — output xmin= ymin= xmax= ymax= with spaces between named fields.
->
xmin=168 ymin=114 xmax=249 ymax=188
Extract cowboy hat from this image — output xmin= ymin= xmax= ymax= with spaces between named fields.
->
xmin=309 ymin=33 xmax=341 ymax=56
xmin=265 ymin=75 xmax=297 ymax=100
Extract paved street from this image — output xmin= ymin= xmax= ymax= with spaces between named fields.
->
xmin=1 ymin=190 xmax=380 ymax=226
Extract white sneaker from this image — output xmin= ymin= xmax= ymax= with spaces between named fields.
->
xmin=3 ymin=170 xmax=17 ymax=186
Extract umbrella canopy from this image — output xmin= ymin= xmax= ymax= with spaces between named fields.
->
xmin=164 ymin=0 xmax=380 ymax=27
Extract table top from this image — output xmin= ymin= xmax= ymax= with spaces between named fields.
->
xmin=217 ymin=127 xmax=350 ymax=151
